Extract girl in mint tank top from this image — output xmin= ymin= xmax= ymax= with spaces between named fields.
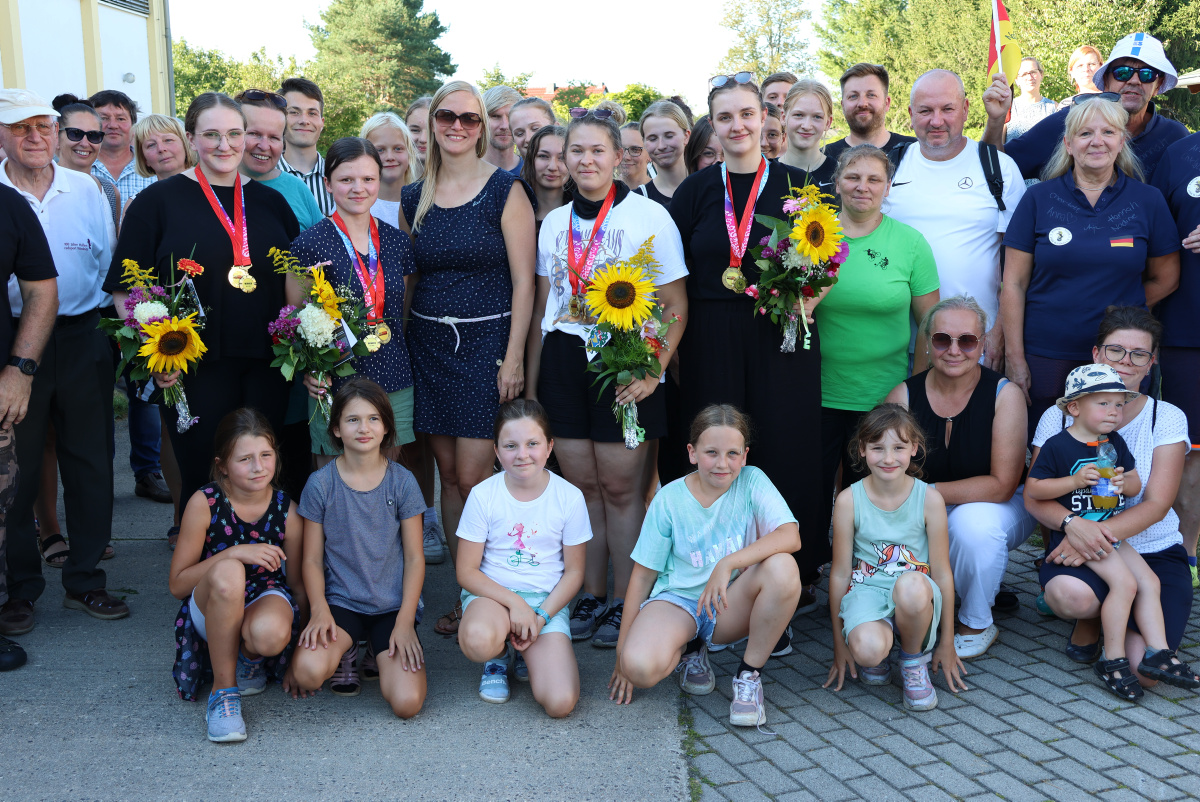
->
xmin=824 ymin=404 xmax=966 ymax=712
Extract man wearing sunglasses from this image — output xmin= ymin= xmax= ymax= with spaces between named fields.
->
xmin=982 ymin=32 xmax=1187 ymax=182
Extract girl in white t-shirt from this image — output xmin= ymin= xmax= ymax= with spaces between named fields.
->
xmin=456 ymin=400 xmax=593 ymax=716
xmin=526 ymin=109 xmax=689 ymax=650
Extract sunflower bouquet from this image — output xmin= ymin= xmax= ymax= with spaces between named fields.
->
xmin=99 ymin=257 xmax=208 ymax=431
xmin=269 ymin=248 xmax=370 ymax=422
xmin=580 ymin=237 xmax=678 ymax=450
xmin=745 ymin=181 xmax=848 ymax=351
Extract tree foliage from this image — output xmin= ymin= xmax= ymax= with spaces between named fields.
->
xmin=307 ymin=0 xmax=455 ymax=142
xmin=719 ymin=0 xmax=814 ymax=77
xmin=172 ymin=39 xmax=298 ymax=116
xmin=479 ymin=64 xmax=532 ymax=95
xmin=607 ymin=83 xmax=665 ymax=122
xmin=817 ymin=0 xmax=1199 ymax=135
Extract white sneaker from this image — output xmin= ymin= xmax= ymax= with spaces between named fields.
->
xmin=422 ymin=518 xmax=445 ymax=565
xmin=954 ymin=623 xmax=998 ymax=659
xmin=729 ymin=670 xmax=767 ymax=727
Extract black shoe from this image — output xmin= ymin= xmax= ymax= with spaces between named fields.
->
xmin=992 ymin=585 xmax=1019 ymax=614
xmin=771 ymin=626 xmax=793 ymax=657
xmin=135 ymin=472 xmax=172 ymax=503
xmin=793 ymin=586 xmax=819 ymax=617
xmin=0 ymin=635 xmax=26 ymax=671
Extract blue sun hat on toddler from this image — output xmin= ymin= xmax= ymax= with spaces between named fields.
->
xmin=1056 ymin=364 xmax=1139 ymax=412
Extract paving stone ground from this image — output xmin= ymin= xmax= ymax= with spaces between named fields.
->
xmin=681 ymin=542 xmax=1200 ymax=802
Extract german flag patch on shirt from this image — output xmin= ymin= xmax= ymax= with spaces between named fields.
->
xmin=1110 ymin=237 xmax=1134 ymax=247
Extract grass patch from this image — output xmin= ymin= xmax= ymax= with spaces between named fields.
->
xmin=679 ymin=702 xmax=712 ymax=802
xmin=113 ymin=389 xmax=129 ymax=421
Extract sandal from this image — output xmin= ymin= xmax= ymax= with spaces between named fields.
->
xmin=167 ymin=526 xmax=180 ymax=551
xmin=1094 ymin=657 xmax=1144 ymax=701
xmin=102 ymin=542 xmax=114 ymax=560
xmin=1138 ymin=649 xmax=1200 ymax=689
xmin=434 ymin=602 xmax=462 ymax=636
xmin=38 ymin=533 xmax=70 ymax=569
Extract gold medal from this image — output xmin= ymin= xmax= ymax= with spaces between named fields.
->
xmin=228 ymin=267 xmax=247 ymax=288
xmin=375 ymin=322 xmax=392 ymax=344
xmin=238 ymin=275 xmax=256 ymax=293
xmin=568 ymin=293 xmax=585 ymax=319
xmin=722 ymin=267 xmax=746 ymax=293
xmin=363 ymin=334 xmax=382 ymax=353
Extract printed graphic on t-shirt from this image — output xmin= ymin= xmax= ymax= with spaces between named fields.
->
xmin=1065 ymin=456 xmax=1126 ymax=520
xmin=547 ymin=227 xmax=628 ymax=327
xmin=685 ymin=528 xmax=745 ymax=570
xmin=505 ymin=522 xmax=540 ymax=569
xmin=850 ymin=542 xmax=930 ymax=588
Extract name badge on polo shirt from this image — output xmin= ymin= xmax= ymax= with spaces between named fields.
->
xmin=1188 ymin=177 xmax=1200 ymax=198
xmin=1049 ymin=227 xmax=1072 ymax=245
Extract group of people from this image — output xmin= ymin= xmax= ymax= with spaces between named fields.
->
xmin=0 ymin=27 xmax=1198 ymax=745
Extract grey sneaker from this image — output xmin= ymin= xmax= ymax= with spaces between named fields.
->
xmin=422 ymin=518 xmax=445 ymax=565
xmin=206 ymin=688 xmax=247 ymax=743
xmin=513 ymin=650 xmax=529 ymax=682
xmin=569 ymin=594 xmax=608 ymax=641
xmin=729 ymin=670 xmax=767 ymax=727
xmin=591 ymin=601 xmax=623 ymax=648
xmin=860 ymin=657 xmax=891 ymax=686
xmin=676 ymin=645 xmax=716 ymax=695
xmin=479 ymin=655 xmax=511 ymax=703
xmin=235 ymin=652 xmax=266 ymax=696
xmin=900 ymin=653 xmax=938 ymax=711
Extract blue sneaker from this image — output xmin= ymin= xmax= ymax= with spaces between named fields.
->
xmin=513 ymin=651 xmax=529 ymax=682
xmin=206 ymin=687 xmax=247 ymax=743
xmin=860 ymin=657 xmax=891 ymax=686
xmin=479 ymin=656 xmax=510 ymax=703
xmin=236 ymin=652 xmax=266 ymax=696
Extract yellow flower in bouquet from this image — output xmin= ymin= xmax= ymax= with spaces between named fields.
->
xmin=121 ymin=259 xmax=157 ymax=288
xmin=310 ymin=266 xmax=346 ymax=320
xmin=137 ymin=314 xmax=207 ymax=374
xmin=586 ymin=262 xmax=656 ymax=331
xmin=790 ymin=205 xmax=843 ymax=264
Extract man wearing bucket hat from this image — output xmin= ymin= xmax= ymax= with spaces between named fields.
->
xmin=982 ymin=32 xmax=1189 ymax=182
xmin=0 ymin=88 xmax=127 ymax=637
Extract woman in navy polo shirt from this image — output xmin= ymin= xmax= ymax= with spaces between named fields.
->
xmin=1150 ymin=133 xmax=1200 ymax=584
xmin=1000 ymin=99 xmax=1179 ymax=435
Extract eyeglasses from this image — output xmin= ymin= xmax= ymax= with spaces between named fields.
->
xmin=710 ymin=72 xmax=756 ymax=89
xmin=433 ymin=109 xmax=482 ymax=130
xmin=1 ymin=121 xmax=55 ymax=138
xmin=569 ymin=107 xmax=613 ymax=120
xmin=1110 ymin=65 xmax=1162 ymax=84
xmin=198 ymin=130 xmax=246 ymax=145
xmin=623 ymin=146 xmax=645 ymax=157
xmin=1017 ymin=70 xmax=1042 ymax=79
xmin=1074 ymin=91 xmax=1123 ymax=105
xmin=62 ymin=127 xmax=105 ymax=144
xmin=1101 ymin=344 xmax=1153 ymax=366
xmin=931 ymin=332 xmax=981 ymax=352
xmin=237 ymin=89 xmax=287 ymax=110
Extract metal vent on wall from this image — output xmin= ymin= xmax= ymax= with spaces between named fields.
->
xmin=99 ymin=0 xmax=150 ymax=14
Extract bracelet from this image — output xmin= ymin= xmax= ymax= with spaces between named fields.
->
xmin=533 ymin=606 xmax=550 ymax=624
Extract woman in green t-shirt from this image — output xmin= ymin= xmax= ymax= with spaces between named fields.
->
xmin=815 ymin=144 xmax=940 ymax=534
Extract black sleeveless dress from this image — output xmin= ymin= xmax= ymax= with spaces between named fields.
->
xmin=904 ymin=367 xmax=1004 ymax=483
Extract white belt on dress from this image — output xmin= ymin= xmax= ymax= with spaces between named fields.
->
xmin=411 ymin=310 xmax=512 ymax=352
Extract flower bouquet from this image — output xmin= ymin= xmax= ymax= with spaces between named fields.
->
xmin=269 ymin=248 xmax=370 ymax=422
xmin=580 ymin=237 xmax=679 ymax=449
xmin=99 ymin=257 xmax=208 ymax=432
xmin=745 ymin=181 xmax=848 ymax=352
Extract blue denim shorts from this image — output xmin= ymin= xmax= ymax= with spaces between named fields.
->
xmin=641 ymin=591 xmax=719 ymax=644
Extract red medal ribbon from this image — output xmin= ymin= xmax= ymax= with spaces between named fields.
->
xmin=332 ymin=212 xmax=384 ymax=323
xmin=723 ymin=157 xmax=768 ymax=269
xmin=195 ymin=168 xmax=251 ymax=266
xmin=567 ymin=183 xmax=617 ymax=296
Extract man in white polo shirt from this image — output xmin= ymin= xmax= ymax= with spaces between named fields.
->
xmin=0 ymin=89 xmax=127 ymax=632
xmin=887 ymin=69 xmax=1026 ymax=365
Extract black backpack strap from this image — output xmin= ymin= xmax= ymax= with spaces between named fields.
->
xmin=887 ymin=140 xmax=912 ymax=171
xmin=978 ymin=142 xmax=1006 ymax=211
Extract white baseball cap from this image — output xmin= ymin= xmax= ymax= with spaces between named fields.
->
xmin=0 ymin=88 xmax=60 ymax=125
xmin=1093 ymin=33 xmax=1178 ymax=94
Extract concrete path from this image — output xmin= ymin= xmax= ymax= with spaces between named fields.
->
xmin=0 ymin=421 xmax=686 ymax=800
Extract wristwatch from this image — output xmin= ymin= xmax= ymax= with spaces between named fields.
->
xmin=7 ymin=356 xmax=36 ymax=376
xmin=533 ymin=606 xmax=550 ymax=624
xmin=1061 ymin=513 xmax=1078 ymax=531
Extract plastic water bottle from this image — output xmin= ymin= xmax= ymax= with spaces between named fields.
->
xmin=1093 ymin=442 xmax=1119 ymax=510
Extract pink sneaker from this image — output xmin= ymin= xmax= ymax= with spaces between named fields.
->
xmin=729 ymin=670 xmax=767 ymax=727
xmin=899 ymin=652 xmax=937 ymax=711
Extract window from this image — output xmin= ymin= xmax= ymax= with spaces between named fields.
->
xmin=99 ymin=0 xmax=150 ymax=14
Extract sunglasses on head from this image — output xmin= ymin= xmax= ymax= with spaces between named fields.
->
xmin=568 ymin=107 xmax=613 ymax=120
xmin=1110 ymin=65 xmax=1162 ymax=84
xmin=237 ymin=89 xmax=287 ymax=110
xmin=710 ymin=72 xmax=756 ymax=89
xmin=931 ymin=332 xmax=981 ymax=352
xmin=62 ymin=127 xmax=105 ymax=144
xmin=1074 ymin=91 xmax=1123 ymax=105
xmin=433 ymin=109 xmax=482 ymax=130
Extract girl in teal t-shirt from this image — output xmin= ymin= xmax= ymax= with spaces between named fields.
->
xmin=825 ymin=404 xmax=965 ymax=712
xmin=609 ymin=405 xmax=801 ymax=730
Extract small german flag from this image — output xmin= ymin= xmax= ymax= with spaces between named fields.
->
xmin=1110 ymin=237 xmax=1134 ymax=247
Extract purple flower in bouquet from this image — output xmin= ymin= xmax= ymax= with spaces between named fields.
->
xmin=830 ymin=240 xmax=850 ymax=265
xmin=150 ymin=285 xmax=167 ymax=297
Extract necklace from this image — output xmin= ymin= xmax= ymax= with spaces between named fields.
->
xmin=1074 ymin=174 xmax=1113 ymax=191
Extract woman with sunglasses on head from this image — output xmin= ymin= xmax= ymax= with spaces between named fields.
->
xmin=103 ymin=92 xmax=300 ymax=511
xmin=1000 ymin=99 xmax=1179 ymax=437
xmin=521 ymin=125 xmax=570 ymax=239
xmin=683 ymin=116 xmax=723 ymax=174
xmin=637 ymin=101 xmax=692 ymax=208
xmin=669 ymin=72 xmax=828 ymax=637
xmin=398 ymin=80 xmax=536 ymax=637
xmin=526 ymin=108 xmax=688 ymax=649
xmin=884 ymin=295 xmax=1033 ymax=659
xmin=405 ymin=97 xmax=432 ymax=179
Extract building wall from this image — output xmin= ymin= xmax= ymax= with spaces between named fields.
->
xmin=20 ymin=0 xmax=89 ymax=100
xmin=98 ymin=4 xmax=153 ymax=114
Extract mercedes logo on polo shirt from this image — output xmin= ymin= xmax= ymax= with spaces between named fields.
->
xmin=958 ymin=177 xmax=973 ymax=189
